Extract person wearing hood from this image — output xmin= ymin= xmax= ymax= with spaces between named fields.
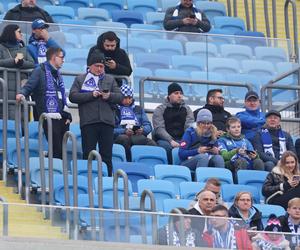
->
xmin=69 ymin=50 xmax=123 ymax=176
xmin=0 ymin=24 xmax=34 ymax=119
xmin=228 ymin=191 xmax=264 ymax=231
xmin=218 ymin=116 xmax=265 ymax=183
xmin=114 ymin=84 xmax=156 ymax=161
xmin=179 ymin=108 xmax=225 ymax=171
xmin=152 ymin=82 xmax=194 ymax=163
xmin=251 ymin=110 xmax=296 ymax=171
xmin=87 ymin=31 xmax=132 ymax=87
xmin=236 ymin=90 xmax=265 ymax=140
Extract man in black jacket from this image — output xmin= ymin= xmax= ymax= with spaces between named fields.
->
xmin=87 ymin=31 xmax=132 ymax=87
xmin=194 ymin=89 xmax=231 ymax=137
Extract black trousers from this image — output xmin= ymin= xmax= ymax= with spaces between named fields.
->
xmin=81 ymin=123 xmax=114 ymax=176
xmin=43 ymin=118 xmax=70 ymax=159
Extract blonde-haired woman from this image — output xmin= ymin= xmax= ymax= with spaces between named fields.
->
xmin=178 ymin=109 xmax=225 ymax=171
xmin=262 ymin=151 xmax=300 ymax=210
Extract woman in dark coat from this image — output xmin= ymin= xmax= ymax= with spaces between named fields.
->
xmin=0 ymin=24 xmax=34 ymax=119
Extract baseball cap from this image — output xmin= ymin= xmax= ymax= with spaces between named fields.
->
xmin=32 ymin=19 xmax=49 ymax=30
xmin=245 ymin=90 xmax=259 ymax=101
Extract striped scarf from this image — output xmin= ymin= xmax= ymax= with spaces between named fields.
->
xmin=212 ymin=222 xmax=237 ymax=249
xmin=261 ymin=128 xmax=286 ymax=159
xmin=165 ymin=224 xmax=196 ymax=247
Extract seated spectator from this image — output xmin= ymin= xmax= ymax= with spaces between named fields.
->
xmin=114 ymin=84 xmax=156 ymax=161
xmin=158 ymin=207 xmax=201 ymax=247
xmin=163 ymin=0 xmax=211 ymax=35
xmin=88 ymin=31 xmax=132 ymax=87
xmin=262 ymin=151 xmax=300 ymax=210
xmin=218 ymin=117 xmax=265 ymax=182
xmin=252 ymin=214 xmax=290 ymax=250
xmin=153 ymin=82 xmax=194 ymax=163
xmin=203 ymin=205 xmax=252 ymax=249
xmin=228 ymin=191 xmax=264 ymax=231
xmin=279 ymin=198 xmax=300 ymax=250
xmin=204 ymin=178 xmax=222 ymax=204
xmin=0 ymin=24 xmax=34 ymax=120
xmin=194 ymin=89 xmax=231 ymax=137
xmin=236 ymin=90 xmax=265 ymax=140
xmin=179 ymin=108 xmax=225 ymax=171
xmin=252 ymin=110 xmax=296 ymax=171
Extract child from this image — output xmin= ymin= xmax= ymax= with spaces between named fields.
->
xmin=218 ymin=117 xmax=264 ymax=182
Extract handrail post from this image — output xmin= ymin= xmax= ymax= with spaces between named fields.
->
xmin=140 ymin=189 xmax=157 ymax=244
xmin=168 ymin=208 xmax=185 ymax=246
xmin=1 ymin=78 xmax=8 ymax=183
xmin=251 ymin=0 xmax=257 ymax=31
xmin=227 ymin=0 xmax=232 ymax=16
xmin=62 ymin=131 xmax=78 ymax=240
xmin=113 ymin=169 xmax=129 ymax=242
xmin=263 ymin=0 xmax=271 ymax=38
xmin=233 ymin=0 xmax=237 ymax=17
xmin=272 ymin=0 xmax=277 ymax=38
xmin=244 ymin=0 xmax=251 ymax=30
xmin=14 ymin=101 xmax=22 ymax=198
xmin=0 ymin=197 xmax=8 ymax=236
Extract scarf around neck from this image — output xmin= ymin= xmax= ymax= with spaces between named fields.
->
xmin=212 ymin=222 xmax=237 ymax=249
xmin=165 ymin=224 xmax=196 ymax=247
xmin=261 ymin=127 xmax=286 ymax=158
xmin=288 ymin=216 xmax=300 ymax=246
xmin=80 ymin=71 xmax=105 ymax=92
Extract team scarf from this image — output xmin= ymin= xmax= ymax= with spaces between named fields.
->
xmin=212 ymin=222 xmax=237 ymax=249
xmin=165 ymin=224 xmax=196 ymax=247
xmin=261 ymin=128 xmax=286 ymax=158
xmin=44 ymin=62 xmax=66 ymax=118
xmin=80 ymin=71 xmax=105 ymax=92
xmin=288 ymin=216 xmax=300 ymax=247
xmin=37 ymin=40 xmax=47 ymax=64
xmin=255 ymin=233 xmax=286 ymax=250
xmin=119 ymin=105 xmax=138 ymax=127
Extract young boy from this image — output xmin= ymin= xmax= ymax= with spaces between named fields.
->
xmin=218 ymin=117 xmax=264 ymax=182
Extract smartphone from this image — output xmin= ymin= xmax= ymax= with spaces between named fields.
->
xmin=245 ymin=150 xmax=255 ymax=155
xmin=189 ymin=14 xmax=196 ymax=18
xmin=102 ymin=89 xmax=109 ymax=93
xmin=132 ymin=125 xmax=141 ymax=131
xmin=293 ymin=175 xmax=300 ymax=181
xmin=105 ymin=56 xmax=112 ymax=61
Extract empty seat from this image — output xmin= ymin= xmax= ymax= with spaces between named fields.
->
xmin=130 ymin=24 xmax=164 ymax=40
xmin=255 ymin=46 xmax=288 ymax=64
xmin=179 ymin=181 xmax=206 ymax=200
xmin=80 ymin=34 xmax=98 ymax=48
xmin=127 ymin=0 xmax=158 ymax=17
xmin=127 ymin=37 xmax=151 ymax=54
xmin=75 ymin=159 xmax=108 ymax=178
xmin=151 ymin=39 xmax=183 ymax=56
xmin=78 ymin=7 xmax=110 ymax=22
xmin=234 ymin=31 xmax=267 ymax=49
xmin=92 ymin=0 xmax=124 ymax=10
xmin=221 ymin=184 xmax=260 ymax=204
xmin=111 ymin=10 xmax=144 ymax=27
xmin=132 ymin=67 xmax=155 ymax=95
xmin=96 ymin=21 xmax=128 ymax=38
xmin=214 ymin=16 xmax=245 ymax=34
xmin=163 ymin=198 xmax=192 ymax=213
xmin=220 ymin=44 xmax=253 ymax=61
xmin=60 ymin=0 xmax=89 ymax=14
xmin=172 ymin=55 xmax=205 ymax=72
xmin=134 ymin=53 xmax=171 ymax=71
xmin=131 ymin=145 xmax=168 ymax=167
xmin=208 ymin=57 xmax=240 ymax=74
xmin=254 ymin=204 xmax=286 ymax=226
xmin=171 ymin=147 xmax=181 ymax=165
xmin=44 ymin=5 xmax=75 ymax=22
xmin=64 ymin=48 xmax=89 ymax=65
xmin=60 ymin=19 xmax=94 ymax=35
xmin=242 ymin=59 xmax=275 ymax=77
xmin=112 ymin=143 xmax=127 ymax=162
xmin=185 ymin=42 xmax=218 ymax=58
xmin=196 ymin=167 xmax=233 ymax=184
xmin=146 ymin=12 xmax=165 ymax=28
xmin=61 ymin=62 xmax=83 ymax=89
xmin=196 ymin=1 xmax=226 ymax=24
xmin=64 ymin=32 xmax=80 ymax=48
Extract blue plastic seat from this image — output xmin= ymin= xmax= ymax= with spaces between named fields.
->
xmin=111 ymin=10 xmax=144 ymax=27
xmin=235 ymin=31 xmax=267 ymax=49
xmin=134 ymin=53 xmax=171 ymax=72
xmin=92 ymin=0 xmax=124 ymax=11
xmin=220 ymin=44 xmax=253 ymax=61
xmin=127 ymin=37 xmax=151 ymax=54
xmin=185 ymin=42 xmax=218 ymax=58
xmin=150 ymin=39 xmax=183 ymax=56
xmin=214 ymin=16 xmax=245 ymax=34
xmin=60 ymin=20 xmax=94 ymax=35
xmin=253 ymin=204 xmax=286 ymax=226
xmin=132 ymin=67 xmax=155 ymax=96
xmin=242 ymin=59 xmax=275 ymax=77
xmin=61 ymin=63 xmax=83 ymax=90
xmin=179 ymin=181 xmax=206 ymax=200
xmin=63 ymin=32 xmax=80 ymax=48
xmin=154 ymin=164 xmax=192 ymax=195
xmin=146 ymin=12 xmax=165 ymax=28
xmin=237 ymin=170 xmax=269 ymax=201
xmin=131 ymin=145 xmax=168 ymax=167
xmin=80 ymin=34 xmax=98 ymax=49
xmin=171 ymin=147 xmax=181 ymax=165
xmin=221 ymin=184 xmax=260 ymax=204
xmin=130 ymin=24 xmax=163 ymax=39
xmin=75 ymin=159 xmax=108 ymax=178
xmin=208 ymin=57 xmax=240 ymax=74
xmin=172 ymin=55 xmax=205 ymax=72
xmin=196 ymin=1 xmax=226 ymax=24
xmin=255 ymin=46 xmax=288 ymax=64
xmin=0 ymin=120 xmax=20 ymax=148
xmin=112 ymin=143 xmax=127 ymax=162
xmin=127 ymin=0 xmax=157 ymax=17
xmin=60 ymin=0 xmax=89 ymax=14
xmin=208 ymin=28 xmax=235 ymax=46
xmin=196 ymin=167 xmax=233 ymax=184
xmin=78 ymin=7 xmax=110 ymax=22
xmin=96 ymin=21 xmax=128 ymax=37
xmin=44 ymin=5 xmax=75 ymax=22
xmin=163 ymin=198 xmax=192 ymax=213
xmin=64 ymin=48 xmax=89 ymax=65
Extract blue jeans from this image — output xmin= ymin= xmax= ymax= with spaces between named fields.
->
xmin=181 ymin=154 xmax=225 ymax=171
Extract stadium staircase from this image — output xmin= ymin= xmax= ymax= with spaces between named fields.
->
xmin=0 ymin=181 xmax=67 ymax=239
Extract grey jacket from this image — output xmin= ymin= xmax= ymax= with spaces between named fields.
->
xmin=152 ymin=98 xmax=194 ymax=142
xmin=69 ymin=73 xmax=123 ymax=128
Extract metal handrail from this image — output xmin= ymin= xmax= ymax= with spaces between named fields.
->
xmin=226 ymin=0 xmax=232 ymax=16
xmin=0 ymin=197 xmax=8 ymax=236
xmin=263 ymin=0 xmax=271 ymax=37
xmin=168 ymin=208 xmax=185 ymax=246
xmin=233 ymin=0 xmax=237 ymax=17
xmin=244 ymin=0 xmax=251 ymax=30
xmin=251 ymin=0 xmax=257 ymax=31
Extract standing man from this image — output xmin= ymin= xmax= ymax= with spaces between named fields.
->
xmin=16 ymin=47 xmax=71 ymax=159
xmin=152 ymin=82 xmax=194 ymax=163
xmin=194 ymin=89 xmax=231 ymax=137
xmin=87 ymin=31 xmax=132 ymax=87
xmin=69 ymin=50 xmax=123 ymax=176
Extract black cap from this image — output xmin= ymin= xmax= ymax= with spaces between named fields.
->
xmin=87 ymin=50 xmax=105 ymax=66
xmin=245 ymin=90 xmax=259 ymax=101
xmin=168 ymin=82 xmax=183 ymax=96
xmin=266 ymin=110 xmax=281 ymax=119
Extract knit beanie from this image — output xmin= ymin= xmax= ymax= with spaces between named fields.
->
xmin=196 ymin=109 xmax=213 ymax=123
xmin=264 ymin=214 xmax=283 ymax=232
xmin=168 ymin=82 xmax=183 ymax=96
xmin=120 ymin=84 xmax=133 ymax=97
xmin=87 ymin=50 xmax=105 ymax=66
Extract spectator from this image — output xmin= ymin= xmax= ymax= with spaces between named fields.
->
xmin=279 ymin=198 xmax=300 ymax=250
xmin=262 ymin=151 xmax=300 ymax=210
xmin=179 ymin=108 xmax=225 ymax=171
xmin=252 ymin=110 xmax=296 ymax=171
xmin=203 ymin=205 xmax=252 ymax=250
xmin=228 ymin=191 xmax=264 ymax=230
xmin=194 ymin=89 xmax=231 ymax=136
xmin=0 ymin=24 xmax=34 ymax=120
xmin=252 ymin=214 xmax=290 ymax=250
xmin=27 ymin=19 xmax=60 ymax=66
xmin=158 ymin=207 xmax=201 ymax=247
xmin=16 ymin=47 xmax=71 ymax=159
xmin=218 ymin=117 xmax=265 ymax=182
xmin=236 ymin=90 xmax=265 ymax=140
xmin=114 ymin=84 xmax=156 ymax=161
xmin=69 ymin=50 xmax=123 ymax=176
xmin=153 ymin=82 xmax=194 ymax=163
xmin=87 ymin=31 xmax=132 ymax=87
xmin=4 ymin=0 xmax=54 ymax=23
xmin=163 ymin=0 xmax=211 ymax=34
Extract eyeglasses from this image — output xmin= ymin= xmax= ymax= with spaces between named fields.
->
xmin=213 ymin=96 xmax=225 ymax=101
xmin=56 ymin=55 xmax=64 ymax=59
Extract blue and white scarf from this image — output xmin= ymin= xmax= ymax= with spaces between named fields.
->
xmin=288 ymin=216 xmax=300 ymax=247
xmin=80 ymin=71 xmax=105 ymax=92
xmin=165 ymin=224 xmax=196 ymax=247
xmin=261 ymin=128 xmax=286 ymax=158
xmin=119 ymin=105 xmax=138 ymax=127
xmin=44 ymin=62 xmax=66 ymax=118
xmin=212 ymin=222 xmax=237 ymax=249
xmin=37 ymin=40 xmax=47 ymax=64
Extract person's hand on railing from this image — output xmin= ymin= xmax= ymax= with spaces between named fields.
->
xmin=15 ymin=94 xmax=25 ymax=102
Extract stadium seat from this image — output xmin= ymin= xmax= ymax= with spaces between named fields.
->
xmin=113 ymin=162 xmax=154 ymax=192
xmin=60 ymin=0 xmax=89 ymax=14
xmin=130 ymin=24 xmax=164 ymax=39
xmin=61 ymin=62 xmax=83 ymax=89
xmin=163 ymin=198 xmax=192 ymax=213
xmin=78 ymin=7 xmax=110 ymax=22
xmin=111 ymin=10 xmax=144 ymax=27
xmin=92 ymin=0 xmax=124 ymax=11
xmin=127 ymin=37 xmax=151 ymax=54
xmin=242 ymin=59 xmax=275 ymax=77
xmin=150 ymin=39 xmax=184 ymax=56
xmin=146 ymin=12 xmax=165 ymax=28
xmin=64 ymin=48 xmax=89 ymax=65
xmin=254 ymin=204 xmax=286 ymax=226
xmin=134 ymin=53 xmax=171 ymax=71
xmin=127 ymin=0 xmax=158 ymax=17
xmin=237 ymin=170 xmax=269 ymax=201
xmin=208 ymin=28 xmax=235 ymax=45
xmin=214 ymin=16 xmax=245 ymax=34
xmin=185 ymin=42 xmax=218 ymax=58
xmin=172 ymin=55 xmax=205 ymax=72
xmin=154 ymin=164 xmax=192 ymax=195
xmin=44 ymin=5 xmax=75 ymax=22
xmin=96 ymin=21 xmax=128 ymax=38
xmin=0 ymin=120 xmax=21 ymax=149
xmin=208 ymin=57 xmax=240 ymax=74
xmin=220 ymin=44 xmax=253 ymax=61
xmin=196 ymin=167 xmax=233 ymax=184
xmin=131 ymin=145 xmax=168 ymax=167
xmin=75 ymin=159 xmax=108 ymax=178
xmin=234 ymin=31 xmax=267 ymax=49
xmin=254 ymin=46 xmax=288 ymax=64
xmin=179 ymin=181 xmax=206 ymax=200
xmin=171 ymin=147 xmax=181 ymax=165
xmin=60 ymin=19 xmax=94 ymax=35
xmin=196 ymin=1 xmax=226 ymax=24
xmin=63 ymin=32 xmax=80 ymax=48
xmin=112 ymin=144 xmax=127 ymax=162
xmin=221 ymin=184 xmax=260 ymax=204
xmin=80 ymin=34 xmax=98 ymax=48
xmin=161 ymin=0 xmax=178 ymax=11
xmin=132 ymin=67 xmax=155 ymax=96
